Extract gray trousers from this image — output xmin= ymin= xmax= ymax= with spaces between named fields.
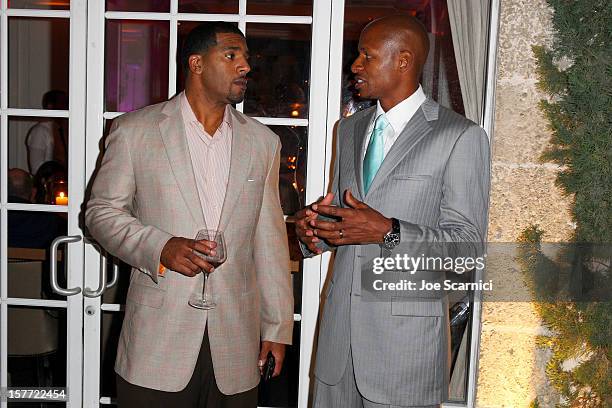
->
xmin=312 ymin=348 xmax=439 ymax=408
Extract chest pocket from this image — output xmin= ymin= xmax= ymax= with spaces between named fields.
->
xmin=392 ymin=174 xmax=432 ymax=181
xmin=390 ymin=173 xmax=440 ymax=196
xmin=237 ymin=175 xmax=265 ymax=221
xmin=243 ymin=175 xmax=265 ymax=194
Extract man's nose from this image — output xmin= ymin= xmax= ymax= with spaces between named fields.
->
xmin=239 ymin=61 xmax=251 ymax=75
xmin=351 ymin=58 xmax=362 ymax=73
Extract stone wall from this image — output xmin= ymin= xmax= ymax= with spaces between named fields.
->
xmin=476 ymin=0 xmax=574 ymax=406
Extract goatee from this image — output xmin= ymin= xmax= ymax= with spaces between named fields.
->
xmin=228 ymin=94 xmax=245 ymax=104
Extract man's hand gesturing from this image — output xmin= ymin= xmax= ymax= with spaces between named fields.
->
xmin=294 ymin=193 xmax=334 ymax=255
xmin=310 ymin=190 xmax=391 ymax=246
xmin=160 ymin=237 xmax=217 ymax=276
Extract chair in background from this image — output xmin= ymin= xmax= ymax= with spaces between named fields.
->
xmin=7 ymin=260 xmax=60 ymax=388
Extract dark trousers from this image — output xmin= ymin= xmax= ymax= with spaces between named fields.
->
xmin=116 ymin=328 xmax=258 ymax=408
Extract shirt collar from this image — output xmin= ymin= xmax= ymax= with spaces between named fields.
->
xmin=375 ymin=85 xmax=427 ymax=133
xmin=180 ymin=91 xmax=233 ymax=130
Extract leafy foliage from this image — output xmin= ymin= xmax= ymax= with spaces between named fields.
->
xmin=533 ymin=0 xmax=612 ymax=244
xmin=522 ymin=2 xmax=611 ymax=404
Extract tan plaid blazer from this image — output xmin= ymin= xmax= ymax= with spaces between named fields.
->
xmin=85 ymin=95 xmax=293 ymax=394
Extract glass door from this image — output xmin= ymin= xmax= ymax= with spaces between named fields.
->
xmin=0 ymin=1 xmax=87 ymax=407
xmin=1 ymin=1 xmax=500 ymax=407
xmin=82 ymin=1 xmax=333 ymax=406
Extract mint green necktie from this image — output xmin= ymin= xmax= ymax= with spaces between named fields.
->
xmin=363 ymin=114 xmax=389 ymax=193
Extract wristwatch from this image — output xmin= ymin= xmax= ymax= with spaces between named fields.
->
xmin=382 ymin=218 xmax=401 ymax=250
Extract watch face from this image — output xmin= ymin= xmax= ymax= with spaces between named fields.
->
xmin=384 ymin=233 xmax=400 ymax=249
xmin=383 ymin=218 xmax=400 ymax=249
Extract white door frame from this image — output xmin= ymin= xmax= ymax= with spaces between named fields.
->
xmin=0 ymin=1 xmax=88 ymax=407
xmin=467 ymin=1 xmax=501 ymax=407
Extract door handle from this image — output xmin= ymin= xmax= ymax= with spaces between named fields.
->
xmin=50 ymin=235 xmax=82 ymax=296
xmin=84 ymin=249 xmax=119 ymax=298
xmin=107 ymin=257 xmax=119 ymax=290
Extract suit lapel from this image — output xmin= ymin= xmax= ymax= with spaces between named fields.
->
xmin=158 ymin=96 xmax=206 ymax=228
xmin=353 ymin=107 xmax=376 ymax=200
xmin=365 ymin=99 xmax=437 ymax=197
xmin=217 ymin=108 xmax=252 ymax=232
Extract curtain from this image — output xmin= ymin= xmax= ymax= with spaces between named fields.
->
xmin=447 ymin=0 xmax=490 ymax=123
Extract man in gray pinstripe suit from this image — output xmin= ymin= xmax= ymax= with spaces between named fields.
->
xmin=296 ymin=15 xmax=490 ymax=408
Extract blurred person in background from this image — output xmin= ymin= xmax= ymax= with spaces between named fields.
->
xmin=26 ymin=90 xmax=69 ymax=174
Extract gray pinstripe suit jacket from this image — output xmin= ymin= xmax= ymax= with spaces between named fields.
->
xmin=85 ymin=96 xmax=293 ymax=394
xmin=311 ymin=99 xmax=490 ymax=406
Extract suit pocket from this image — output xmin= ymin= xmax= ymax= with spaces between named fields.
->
xmin=242 ymin=175 xmax=265 ymax=197
xmin=127 ymin=283 xmax=165 ymax=309
xmin=246 ymin=174 xmax=264 ymax=182
xmin=391 ymin=297 xmax=444 ymax=317
xmin=392 ymin=174 xmax=432 ymax=181
xmin=244 ymin=175 xmax=265 ymax=189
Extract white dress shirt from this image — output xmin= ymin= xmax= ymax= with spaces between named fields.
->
xmin=26 ymin=121 xmax=55 ymax=174
xmin=180 ymin=92 xmax=232 ymax=231
xmin=363 ymin=85 xmax=427 ymax=159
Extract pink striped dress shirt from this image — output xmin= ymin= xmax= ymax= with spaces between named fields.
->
xmin=180 ymin=92 xmax=232 ymax=231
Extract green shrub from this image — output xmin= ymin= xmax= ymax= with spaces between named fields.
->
xmin=525 ymin=1 xmax=611 ymax=405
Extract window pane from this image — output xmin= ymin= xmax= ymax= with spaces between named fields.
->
xmin=178 ymin=0 xmax=238 ymax=14
xmin=8 ymin=18 xmax=70 ymax=109
xmin=100 ymin=311 xmax=124 ymax=399
xmin=269 ymin=126 xmax=307 ymax=216
xmin=292 ymin=265 xmax=302 ymax=314
xmin=105 ymin=20 xmax=169 ymax=112
xmin=7 ymin=306 xmax=67 ymax=399
xmin=244 ymin=24 xmax=311 ymax=119
xmin=449 ymin=295 xmax=471 ymax=402
xmin=7 ymin=216 xmax=68 ymax=300
xmin=106 ymin=0 xmax=169 ymax=13
xmin=247 ymin=0 xmax=312 ymax=16
xmin=8 ymin=116 xmax=69 ymax=203
xmin=342 ymin=0 xmax=464 ymax=117
xmin=9 ymin=0 xmax=69 ymax=10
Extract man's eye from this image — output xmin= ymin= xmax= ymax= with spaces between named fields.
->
xmin=226 ymin=53 xmax=235 ymax=60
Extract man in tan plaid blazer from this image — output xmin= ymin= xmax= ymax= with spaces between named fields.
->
xmin=86 ymin=22 xmax=293 ymax=407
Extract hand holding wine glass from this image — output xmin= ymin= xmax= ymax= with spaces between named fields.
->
xmin=160 ymin=237 xmax=218 ymax=277
xmin=188 ymin=229 xmax=227 ymax=310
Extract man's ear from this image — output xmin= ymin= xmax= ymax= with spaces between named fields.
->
xmin=189 ymin=54 xmax=204 ymax=75
xmin=398 ymin=50 xmax=414 ymax=73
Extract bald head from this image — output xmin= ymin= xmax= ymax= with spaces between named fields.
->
xmin=8 ymin=168 xmax=34 ymax=201
xmin=351 ymin=15 xmax=430 ymax=110
xmin=363 ymin=15 xmax=430 ymax=76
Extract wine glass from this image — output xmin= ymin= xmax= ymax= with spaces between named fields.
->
xmin=188 ymin=229 xmax=227 ymax=310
